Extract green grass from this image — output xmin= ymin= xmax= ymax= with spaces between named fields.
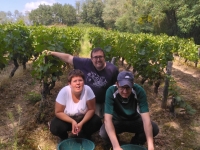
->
xmin=25 ymin=91 xmax=41 ymax=104
xmin=79 ymin=32 xmax=91 ymax=58
xmin=0 ymin=142 xmax=8 ymax=149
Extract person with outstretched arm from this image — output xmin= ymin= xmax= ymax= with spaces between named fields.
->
xmin=99 ymin=71 xmax=159 ymax=150
xmin=44 ymin=47 xmax=119 ymax=118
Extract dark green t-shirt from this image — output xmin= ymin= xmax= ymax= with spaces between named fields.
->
xmin=104 ymin=84 xmax=149 ymax=121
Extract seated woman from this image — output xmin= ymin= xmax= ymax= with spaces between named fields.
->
xmin=49 ymin=69 xmax=102 ymax=141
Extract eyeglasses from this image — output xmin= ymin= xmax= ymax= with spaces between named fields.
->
xmin=92 ymin=55 xmax=104 ymax=60
xmin=118 ymin=86 xmax=131 ymax=91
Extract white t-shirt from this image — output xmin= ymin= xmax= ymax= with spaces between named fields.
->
xmin=56 ymin=85 xmax=95 ymax=120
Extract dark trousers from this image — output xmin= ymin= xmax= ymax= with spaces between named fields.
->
xmin=99 ymin=117 xmax=159 ymax=145
xmin=50 ymin=114 xmax=102 ymax=140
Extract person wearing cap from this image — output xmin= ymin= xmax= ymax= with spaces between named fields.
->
xmin=99 ymin=71 xmax=159 ymax=150
xmin=43 ymin=47 xmax=119 ymax=118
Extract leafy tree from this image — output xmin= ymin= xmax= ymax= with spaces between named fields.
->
xmin=51 ymin=3 xmax=63 ymax=24
xmin=0 ymin=10 xmax=27 ymax=24
xmin=177 ymin=0 xmax=200 ymax=44
xmin=23 ymin=11 xmax=31 ymax=25
xmin=0 ymin=11 xmax=7 ymax=23
xmin=7 ymin=11 xmax=12 ymax=19
xmin=29 ymin=9 xmax=40 ymax=25
xmin=4 ymin=11 xmax=14 ymax=22
xmin=102 ymin=0 xmax=154 ymax=33
xmin=148 ymin=0 xmax=200 ymax=44
xmin=76 ymin=1 xmax=81 ymax=22
xmin=102 ymin=0 xmax=124 ymax=29
xmin=80 ymin=0 xmax=105 ymax=27
xmin=76 ymin=1 xmax=81 ymax=15
xmin=12 ymin=10 xmax=26 ymax=23
xmin=28 ymin=3 xmax=77 ymax=26
xmin=114 ymin=0 xmax=138 ymax=32
xmin=150 ymin=0 xmax=182 ymax=35
xmin=29 ymin=4 xmax=53 ymax=25
xmin=62 ymin=4 xmax=77 ymax=25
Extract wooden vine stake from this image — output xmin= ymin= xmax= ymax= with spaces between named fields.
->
xmin=161 ymin=61 xmax=173 ymax=109
xmin=198 ymin=48 xmax=200 ymax=57
xmin=195 ymin=48 xmax=200 ymax=67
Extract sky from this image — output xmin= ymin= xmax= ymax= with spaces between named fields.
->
xmin=0 ymin=0 xmax=76 ymax=13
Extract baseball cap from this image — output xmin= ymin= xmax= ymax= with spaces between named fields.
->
xmin=117 ymin=71 xmax=134 ymax=88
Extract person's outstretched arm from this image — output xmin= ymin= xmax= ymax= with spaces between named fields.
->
xmin=44 ymin=50 xmax=74 ymax=65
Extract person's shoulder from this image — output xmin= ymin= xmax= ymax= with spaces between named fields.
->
xmin=133 ymin=83 xmax=140 ymax=88
xmin=107 ymin=85 xmax=117 ymax=92
xmin=59 ymin=86 xmax=69 ymax=94
xmin=73 ymin=57 xmax=93 ymax=68
xmin=105 ymin=62 xmax=118 ymax=70
xmin=133 ymin=83 xmax=146 ymax=94
xmin=84 ymin=85 xmax=91 ymax=89
xmin=84 ymin=85 xmax=95 ymax=96
xmin=61 ymin=85 xmax=69 ymax=90
xmin=74 ymin=57 xmax=91 ymax=62
xmin=106 ymin=85 xmax=117 ymax=99
xmin=106 ymin=61 xmax=117 ymax=67
xmin=133 ymin=83 xmax=143 ymax=90
xmin=84 ymin=85 xmax=94 ymax=92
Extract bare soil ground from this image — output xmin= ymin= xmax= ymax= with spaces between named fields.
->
xmin=0 ymin=58 xmax=200 ymax=150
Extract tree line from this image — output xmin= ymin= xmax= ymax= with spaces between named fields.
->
xmin=1 ymin=0 xmax=200 ymax=45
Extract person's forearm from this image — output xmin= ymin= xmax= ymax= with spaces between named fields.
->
xmin=56 ymin=112 xmax=74 ymax=123
xmin=105 ymin=120 xmax=120 ymax=149
xmin=48 ymin=51 xmax=73 ymax=64
xmin=79 ymin=110 xmax=94 ymax=125
xmin=144 ymin=123 xmax=154 ymax=150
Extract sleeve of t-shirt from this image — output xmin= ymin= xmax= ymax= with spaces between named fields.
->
xmin=104 ymin=86 xmax=115 ymax=115
xmin=56 ymin=86 xmax=68 ymax=106
xmin=106 ymin=62 xmax=119 ymax=85
xmin=135 ymin=84 xmax=149 ymax=113
xmin=85 ymin=85 xmax=95 ymax=101
xmin=73 ymin=57 xmax=90 ymax=69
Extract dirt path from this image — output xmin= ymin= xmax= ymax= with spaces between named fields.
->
xmin=0 ymin=60 xmax=200 ymax=150
xmin=153 ymin=59 xmax=200 ymax=150
xmin=170 ymin=60 xmax=200 ymax=149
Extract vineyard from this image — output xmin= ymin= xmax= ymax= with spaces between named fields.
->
xmin=1 ymin=23 xmax=199 ymax=89
xmin=0 ymin=23 xmax=200 ymax=150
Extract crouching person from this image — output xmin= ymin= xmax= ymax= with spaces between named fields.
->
xmin=49 ymin=69 xmax=102 ymax=141
xmin=99 ymin=71 xmax=159 ymax=150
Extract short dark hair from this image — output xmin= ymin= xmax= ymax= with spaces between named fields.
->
xmin=90 ymin=47 xmax=105 ymax=58
xmin=67 ymin=69 xmax=85 ymax=83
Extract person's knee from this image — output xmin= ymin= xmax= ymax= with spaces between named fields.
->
xmin=50 ymin=124 xmax=59 ymax=135
xmin=95 ymin=103 xmax=104 ymax=118
xmin=152 ymin=122 xmax=159 ymax=137
xmin=99 ymin=124 xmax=108 ymax=139
xmin=97 ymin=118 xmax=103 ymax=129
xmin=91 ymin=115 xmax=103 ymax=129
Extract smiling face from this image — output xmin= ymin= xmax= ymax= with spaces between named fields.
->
xmin=116 ymin=83 xmax=132 ymax=98
xmin=69 ymin=76 xmax=84 ymax=95
xmin=91 ymin=50 xmax=106 ymax=71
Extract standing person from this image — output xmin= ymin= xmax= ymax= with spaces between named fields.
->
xmin=99 ymin=71 xmax=159 ymax=150
xmin=45 ymin=47 xmax=119 ymax=118
xmin=49 ymin=69 xmax=102 ymax=141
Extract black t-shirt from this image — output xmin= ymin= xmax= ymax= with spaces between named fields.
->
xmin=73 ymin=57 xmax=119 ymax=104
